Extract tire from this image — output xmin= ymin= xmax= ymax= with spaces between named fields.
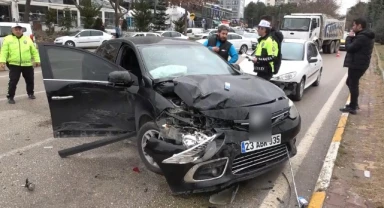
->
xmin=64 ymin=41 xmax=75 ymax=47
xmin=312 ymin=68 xmax=322 ymax=87
xmin=240 ymin=45 xmax=248 ymax=54
xmin=137 ymin=122 xmax=163 ymax=175
xmin=330 ymin=41 xmax=336 ymax=54
xmin=322 ymin=45 xmax=329 ymax=54
xmin=291 ymin=78 xmax=305 ymax=101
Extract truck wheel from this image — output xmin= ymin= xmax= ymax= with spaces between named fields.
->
xmin=330 ymin=41 xmax=336 ymax=54
xmin=334 ymin=41 xmax=340 ymax=53
xmin=322 ymin=45 xmax=328 ymax=54
xmin=137 ymin=122 xmax=163 ymax=175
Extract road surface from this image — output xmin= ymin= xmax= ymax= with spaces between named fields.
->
xmin=0 ymin=51 xmax=349 ymax=208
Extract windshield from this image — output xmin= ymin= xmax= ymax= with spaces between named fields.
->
xmin=139 ymin=45 xmax=237 ymax=79
xmin=281 ymin=42 xmax=304 ymax=61
xmin=281 ymin=18 xmax=311 ymax=31
xmin=69 ymin=31 xmax=80 ymax=36
xmin=0 ymin=26 xmax=26 ymax=37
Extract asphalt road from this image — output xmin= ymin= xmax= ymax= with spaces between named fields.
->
xmin=0 ymin=51 xmax=349 ymax=208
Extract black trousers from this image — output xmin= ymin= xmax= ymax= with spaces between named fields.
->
xmin=346 ymin=68 xmax=366 ymax=109
xmin=256 ymin=72 xmax=273 ymax=81
xmin=7 ymin=64 xmax=34 ymax=99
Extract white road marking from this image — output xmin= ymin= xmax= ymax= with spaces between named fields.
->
xmin=314 ymin=142 xmax=340 ymax=191
xmin=0 ymin=90 xmax=46 ymax=101
xmin=0 ymin=137 xmax=55 ymax=160
xmin=259 ymin=73 xmax=348 ymax=207
xmin=0 ymin=70 xmax=42 ymax=78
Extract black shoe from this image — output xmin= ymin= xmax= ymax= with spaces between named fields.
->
xmin=346 ymin=104 xmax=360 ymax=110
xmin=8 ymin=98 xmax=15 ymax=104
xmin=28 ymin=94 xmax=36 ymax=99
xmin=339 ymin=106 xmax=357 ymax=114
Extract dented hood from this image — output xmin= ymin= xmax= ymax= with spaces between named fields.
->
xmin=173 ymin=74 xmax=286 ymax=111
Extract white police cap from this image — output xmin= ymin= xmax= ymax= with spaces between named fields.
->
xmin=258 ymin=20 xmax=271 ymax=28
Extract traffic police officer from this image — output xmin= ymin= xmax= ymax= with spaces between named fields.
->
xmin=0 ymin=23 xmax=40 ymax=104
xmin=252 ymin=20 xmax=278 ymax=80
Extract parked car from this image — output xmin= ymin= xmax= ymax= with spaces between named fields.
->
xmin=37 ymin=37 xmax=301 ymax=195
xmin=339 ymin=31 xmax=348 ymax=51
xmin=53 ymin=29 xmax=113 ymax=48
xmin=242 ymin=32 xmax=259 ymax=50
xmin=155 ymin=31 xmax=189 ymax=39
xmin=124 ymin=32 xmax=161 ymax=37
xmin=186 ymin=28 xmax=204 ymax=37
xmin=239 ymin=39 xmax=323 ymax=101
xmin=196 ymin=32 xmax=252 ymax=54
xmin=0 ymin=22 xmax=35 ymax=47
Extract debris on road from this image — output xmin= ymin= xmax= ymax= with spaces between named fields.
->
xmin=22 ymin=178 xmax=35 ymax=191
xmin=44 ymin=146 xmax=53 ymax=149
xmin=209 ymin=184 xmax=239 ymax=205
xmin=364 ymin=170 xmax=371 ymax=178
xmin=132 ymin=167 xmax=140 ymax=173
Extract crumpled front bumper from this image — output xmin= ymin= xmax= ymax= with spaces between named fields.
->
xmin=270 ymin=81 xmax=298 ymax=96
xmin=144 ymin=115 xmax=301 ymax=195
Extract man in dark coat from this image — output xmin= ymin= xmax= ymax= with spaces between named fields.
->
xmin=340 ymin=18 xmax=375 ymax=114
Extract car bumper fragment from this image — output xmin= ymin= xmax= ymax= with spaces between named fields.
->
xmin=271 ymin=81 xmax=297 ymax=96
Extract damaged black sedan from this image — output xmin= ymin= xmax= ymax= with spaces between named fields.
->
xmin=38 ymin=37 xmax=301 ymax=195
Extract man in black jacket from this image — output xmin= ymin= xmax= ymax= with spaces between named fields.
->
xmin=260 ymin=15 xmax=284 ymax=73
xmin=340 ymin=18 xmax=375 ymax=115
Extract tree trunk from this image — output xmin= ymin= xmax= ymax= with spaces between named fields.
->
xmin=183 ymin=3 xmax=189 ymax=35
xmin=24 ymin=0 xmax=31 ymax=23
xmin=115 ymin=2 xmax=119 ymax=27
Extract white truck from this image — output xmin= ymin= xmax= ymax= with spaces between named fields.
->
xmin=280 ymin=13 xmax=345 ymax=54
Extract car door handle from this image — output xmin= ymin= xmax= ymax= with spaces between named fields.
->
xmin=51 ymin=96 xmax=74 ymax=100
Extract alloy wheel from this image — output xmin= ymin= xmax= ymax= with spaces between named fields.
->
xmin=141 ymin=129 xmax=160 ymax=168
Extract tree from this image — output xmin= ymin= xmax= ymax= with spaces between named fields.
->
xmin=367 ymin=0 xmax=384 ymax=28
xmin=296 ymin=0 xmax=340 ymax=18
xmin=374 ymin=14 xmax=384 ymax=44
xmin=346 ymin=2 xmax=368 ymax=31
xmin=73 ymin=0 xmax=102 ymax=29
xmin=153 ymin=0 xmax=169 ymax=30
xmin=173 ymin=16 xmax=186 ymax=33
xmin=168 ymin=0 xmax=217 ymax=35
xmin=132 ymin=0 xmax=152 ymax=32
xmin=109 ymin=0 xmax=128 ymax=27
xmin=122 ymin=19 xmax=128 ymax=31
xmin=244 ymin=2 xmax=266 ymax=27
xmin=61 ymin=8 xmax=74 ymax=33
xmin=93 ymin=17 xmax=103 ymax=30
xmin=45 ymin=8 xmax=57 ymax=35
xmin=24 ymin=0 xmax=31 ymax=23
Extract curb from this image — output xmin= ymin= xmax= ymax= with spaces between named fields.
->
xmin=374 ymin=45 xmax=384 ymax=81
xmin=308 ymin=95 xmax=351 ymax=208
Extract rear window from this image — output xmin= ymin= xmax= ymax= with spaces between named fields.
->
xmin=0 ymin=26 xmax=26 ymax=37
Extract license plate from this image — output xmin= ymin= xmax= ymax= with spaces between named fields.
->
xmin=241 ymin=134 xmax=281 ymax=153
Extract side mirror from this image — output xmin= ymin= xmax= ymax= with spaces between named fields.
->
xmin=75 ymin=35 xmax=79 ymax=38
xmin=108 ymin=71 xmax=133 ymax=86
xmin=308 ymin=57 xmax=318 ymax=63
xmin=231 ymin=63 xmax=241 ymax=71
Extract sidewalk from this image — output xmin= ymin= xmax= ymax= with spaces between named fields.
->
xmin=323 ymin=50 xmax=384 ymax=208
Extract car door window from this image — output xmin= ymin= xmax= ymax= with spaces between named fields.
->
xmin=230 ymin=34 xmax=241 ymax=39
xmin=95 ymin=42 xmax=121 ymax=63
xmin=171 ymin=32 xmax=181 ymax=37
xmin=310 ymin=44 xmax=318 ymax=57
xmin=78 ymin=31 xmax=91 ymax=37
xmin=91 ymin=31 xmax=103 ymax=36
xmin=307 ymin=44 xmax=313 ymax=60
xmin=146 ymin=33 xmax=156 ymax=36
xmin=46 ymin=46 xmax=120 ymax=81
xmin=162 ymin=32 xmax=171 ymax=37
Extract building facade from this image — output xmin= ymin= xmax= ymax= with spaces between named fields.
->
xmin=218 ymin=0 xmax=245 ymax=19
xmin=0 ymin=0 xmax=127 ymax=29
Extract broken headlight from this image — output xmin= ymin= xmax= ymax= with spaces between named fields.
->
xmin=162 ymin=132 xmax=218 ymax=164
xmin=288 ymin=99 xmax=299 ymax=119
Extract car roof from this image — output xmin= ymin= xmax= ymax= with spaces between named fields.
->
xmin=111 ymin=36 xmax=199 ymax=46
xmin=283 ymin=39 xmax=308 ymax=44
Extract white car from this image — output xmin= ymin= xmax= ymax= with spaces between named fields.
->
xmin=155 ymin=31 xmax=189 ymax=39
xmin=54 ymin=29 xmax=113 ymax=48
xmin=196 ymin=32 xmax=252 ymax=53
xmin=1 ymin=22 xmax=35 ymax=47
xmin=239 ymin=39 xmax=323 ymax=101
xmin=124 ymin=32 xmax=161 ymax=37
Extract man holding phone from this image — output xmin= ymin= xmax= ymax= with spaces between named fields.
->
xmin=340 ymin=18 xmax=375 ymax=114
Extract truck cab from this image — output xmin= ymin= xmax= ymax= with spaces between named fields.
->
xmin=280 ymin=13 xmax=322 ymax=46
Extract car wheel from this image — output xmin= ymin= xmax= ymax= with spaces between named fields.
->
xmin=137 ymin=122 xmax=163 ymax=175
xmin=240 ymin=45 xmax=248 ymax=54
xmin=292 ymin=78 xmax=305 ymax=101
xmin=312 ymin=68 xmax=322 ymax=87
xmin=65 ymin=41 xmax=75 ymax=47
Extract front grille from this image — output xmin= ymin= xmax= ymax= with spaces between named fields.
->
xmin=234 ymin=110 xmax=290 ymax=131
xmin=231 ymin=144 xmax=288 ymax=175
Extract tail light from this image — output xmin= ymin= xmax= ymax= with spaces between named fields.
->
xmin=30 ymin=34 xmax=34 ymax=42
